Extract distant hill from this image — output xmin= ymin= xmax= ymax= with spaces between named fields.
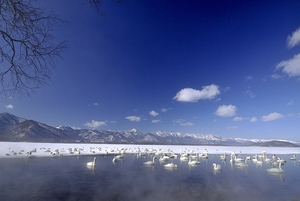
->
xmin=0 ymin=112 xmax=299 ymax=147
xmin=250 ymin=140 xmax=300 ymax=147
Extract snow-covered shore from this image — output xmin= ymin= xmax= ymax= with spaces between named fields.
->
xmin=1 ymin=142 xmax=300 ymax=158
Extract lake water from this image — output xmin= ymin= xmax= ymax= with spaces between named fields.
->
xmin=0 ymin=153 xmax=299 ymax=201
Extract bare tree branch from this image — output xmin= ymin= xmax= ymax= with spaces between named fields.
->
xmin=0 ymin=0 xmax=67 ymax=97
xmin=83 ymin=0 xmax=122 ymax=16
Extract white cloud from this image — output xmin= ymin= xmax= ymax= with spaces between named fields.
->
xmin=161 ymin=108 xmax=172 ymax=112
xmin=214 ymin=104 xmax=237 ymax=117
xmin=93 ymin=103 xmax=98 ymax=106
xmin=173 ymin=119 xmax=185 ymax=124
xmin=173 ymin=119 xmax=193 ymax=126
xmin=250 ymin=117 xmax=257 ymax=122
xmin=287 ymin=27 xmax=300 ymax=49
xmin=6 ymin=104 xmax=13 ymax=109
xmin=261 ymin=112 xmax=284 ymax=122
xmin=180 ymin=122 xmax=194 ymax=126
xmin=161 ymin=108 xmax=167 ymax=112
xmin=271 ymin=74 xmax=285 ymax=80
xmin=226 ymin=126 xmax=238 ymax=130
xmin=245 ymin=76 xmax=253 ymax=82
xmin=151 ymin=120 xmax=161 ymax=123
xmin=84 ymin=120 xmax=107 ymax=128
xmin=223 ymin=87 xmax=231 ymax=92
xmin=276 ymin=53 xmax=300 ymax=77
xmin=173 ymin=84 xmax=220 ymax=102
xmin=245 ymin=90 xmax=256 ymax=98
xmin=149 ymin=110 xmax=159 ymax=116
xmin=233 ymin=117 xmax=244 ymax=121
xmin=126 ymin=116 xmax=141 ymax=122
xmin=287 ymin=101 xmax=294 ymax=106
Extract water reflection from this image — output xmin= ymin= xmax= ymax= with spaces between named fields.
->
xmin=0 ymin=154 xmax=300 ymax=201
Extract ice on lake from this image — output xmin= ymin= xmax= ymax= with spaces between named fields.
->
xmin=0 ymin=142 xmax=300 ymax=201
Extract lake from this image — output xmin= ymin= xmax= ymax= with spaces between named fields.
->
xmin=0 ymin=153 xmax=299 ymax=201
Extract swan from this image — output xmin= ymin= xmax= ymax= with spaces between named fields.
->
xmin=144 ymin=156 xmax=156 ymax=165
xmin=264 ymin=156 xmax=271 ymax=163
xmin=159 ymin=155 xmax=170 ymax=161
xmin=164 ymin=163 xmax=177 ymax=168
xmin=290 ymin=155 xmax=296 ymax=160
xmin=199 ymin=150 xmax=208 ymax=159
xmin=180 ymin=155 xmax=189 ymax=161
xmin=87 ymin=157 xmax=96 ymax=167
xmin=277 ymin=157 xmax=286 ymax=164
xmin=267 ymin=162 xmax=284 ymax=173
xmin=213 ymin=163 xmax=221 ymax=171
xmin=112 ymin=157 xmax=118 ymax=163
xmin=234 ymin=155 xmax=244 ymax=163
xmin=188 ymin=156 xmax=200 ymax=165
xmin=219 ymin=153 xmax=226 ymax=160
xmin=252 ymin=155 xmax=258 ymax=163
xmin=230 ymin=154 xmax=235 ymax=163
xmin=115 ymin=154 xmax=124 ymax=159
xmin=235 ymin=158 xmax=248 ymax=167
xmin=25 ymin=152 xmax=37 ymax=159
xmin=256 ymin=157 xmax=263 ymax=166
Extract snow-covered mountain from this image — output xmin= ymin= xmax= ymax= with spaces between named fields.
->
xmin=0 ymin=113 xmax=299 ymax=147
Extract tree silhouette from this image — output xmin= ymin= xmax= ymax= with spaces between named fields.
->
xmin=0 ymin=0 xmax=67 ymax=96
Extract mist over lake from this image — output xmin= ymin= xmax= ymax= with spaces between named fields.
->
xmin=1 ymin=143 xmax=300 ymax=201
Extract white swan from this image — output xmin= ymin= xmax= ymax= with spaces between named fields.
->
xmin=234 ymin=155 xmax=244 ymax=163
xmin=87 ymin=157 xmax=96 ymax=167
xmin=159 ymin=155 xmax=170 ymax=161
xmin=180 ymin=155 xmax=189 ymax=161
xmin=256 ymin=157 xmax=263 ymax=166
xmin=199 ymin=150 xmax=208 ymax=159
xmin=114 ymin=154 xmax=124 ymax=159
xmin=252 ymin=155 xmax=258 ymax=163
xmin=264 ymin=157 xmax=271 ymax=163
xmin=188 ymin=156 xmax=200 ymax=165
xmin=235 ymin=158 xmax=248 ymax=167
xmin=290 ymin=155 xmax=296 ymax=160
xmin=230 ymin=154 xmax=235 ymax=163
xmin=219 ymin=153 xmax=226 ymax=161
xmin=267 ymin=162 xmax=284 ymax=173
xmin=144 ymin=156 xmax=156 ymax=165
xmin=164 ymin=163 xmax=177 ymax=168
xmin=25 ymin=152 xmax=37 ymax=159
xmin=213 ymin=163 xmax=221 ymax=171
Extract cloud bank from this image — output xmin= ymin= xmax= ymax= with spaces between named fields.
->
xmin=173 ymin=84 xmax=220 ymax=102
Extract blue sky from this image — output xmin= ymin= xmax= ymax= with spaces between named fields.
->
xmin=2 ymin=1 xmax=300 ymax=141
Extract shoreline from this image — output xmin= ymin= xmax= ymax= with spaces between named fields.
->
xmin=1 ymin=141 xmax=300 ymax=159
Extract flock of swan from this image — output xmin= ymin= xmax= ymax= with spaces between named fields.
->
xmin=3 ymin=144 xmax=298 ymax=174
xmin=85 ymin=148 xmax=295 ymax=174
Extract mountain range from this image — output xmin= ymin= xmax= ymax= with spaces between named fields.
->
xmin=0 ymin=112 xmax=299 ymax=147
